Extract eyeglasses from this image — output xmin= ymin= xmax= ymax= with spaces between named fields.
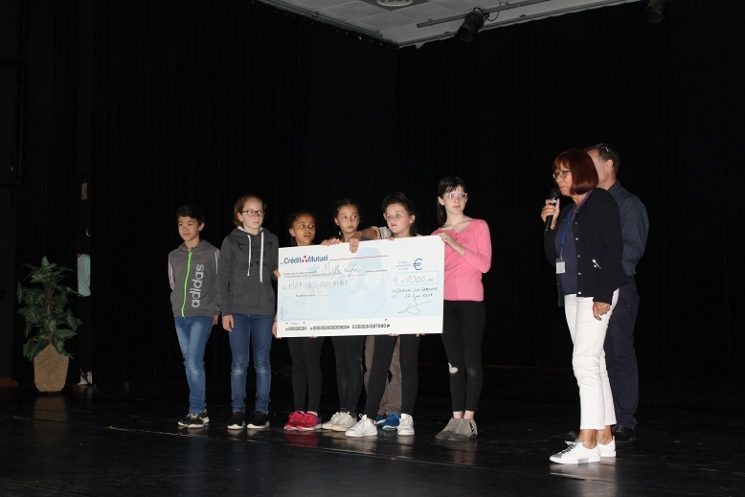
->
xmin=241 ymin=209 xmax=265 ymax=217
xmin=552 ymin=169 xmax=571 ymax=179
xmin=443 ymin=192 xmax=468 ymax=200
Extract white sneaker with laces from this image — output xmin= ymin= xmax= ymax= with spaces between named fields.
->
xmin=397 ymin=413 xmax=415 ymax=436
xmin=321 ymin=412 xmax=342 ymax=430
xmin=345 ymin=415 xmax=378 ymax=438
xmin=565 ymin=437 xmax=616 ymax=458
xmin=550 ymin=441 xmax=601 ymax=464
xmin=332 ymin=412 xmax=357 ymax=432
xmin=597 ymin=437 xmax=616 ymax=458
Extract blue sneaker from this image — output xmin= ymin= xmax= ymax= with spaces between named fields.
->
xmin=374 ymin=414 xmax=387 ymax=426
xmin=382 ymin=412 xmax=400 ymax=430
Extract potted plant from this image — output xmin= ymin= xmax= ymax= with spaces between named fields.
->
xmin=16 ymin=256 xmax=81 ymax=392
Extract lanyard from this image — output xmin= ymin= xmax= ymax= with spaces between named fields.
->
xmin=558 ymin=189 xmax=593 ymax=259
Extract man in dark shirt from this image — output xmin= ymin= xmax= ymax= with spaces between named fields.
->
xmin=586 ymin=143 xmax=649 ymax=442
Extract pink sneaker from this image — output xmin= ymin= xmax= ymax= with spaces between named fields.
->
xmin=295 ymin=412 xmax=321 ymax=431
xmin=284 ymin=411 xmax=304 ymax=431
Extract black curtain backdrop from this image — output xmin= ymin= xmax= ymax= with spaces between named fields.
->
xmin=12 ymin=0 xmax=745 ymax=386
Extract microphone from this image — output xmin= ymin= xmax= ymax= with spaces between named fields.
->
xmin=544 ymin=188 xmax=560 ymax=232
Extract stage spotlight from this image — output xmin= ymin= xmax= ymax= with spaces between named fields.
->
xmin=645 ymin=0 xmax=667 ymax=24
xmin=455 ymin=8 xmax=487 ymax=43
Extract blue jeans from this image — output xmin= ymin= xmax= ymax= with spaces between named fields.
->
xmin=174 ymin=316 xmax=213 ymax=413
xmin=229 ymin=313 xmax=273 ymax=413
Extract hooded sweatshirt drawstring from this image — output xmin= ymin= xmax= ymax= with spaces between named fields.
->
xmin=240 ymin=227 xmax=264 ymax=282
xmin=259 ymin=231 xmax=264 ymax=283
xmin=247 ymin=233 xmax=252 ymax=276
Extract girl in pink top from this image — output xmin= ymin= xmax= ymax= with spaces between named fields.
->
xmin=432 ymin=176 xmax=492 ymax=441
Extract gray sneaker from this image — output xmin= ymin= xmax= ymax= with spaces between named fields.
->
xmin=397 ymin=413 xmax=415 ymax=436
xmin=448 ymin=419 xmax=477 ymax=441
xmin=435 ymin=418 xmax=461 ymax=440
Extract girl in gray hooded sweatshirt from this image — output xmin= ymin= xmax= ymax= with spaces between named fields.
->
xmin=218 ymin=194 xmax=279 ymax=430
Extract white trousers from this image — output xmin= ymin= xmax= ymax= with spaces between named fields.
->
xmin=564 ymin=290 xmax=619 ymax=430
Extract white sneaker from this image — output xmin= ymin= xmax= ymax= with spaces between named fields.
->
xmin=397 ymin=413 xmax=415 ymax=436
xmin=597 ymin=437 xmax=616 ymax=458
xmin=345 ymin=415 xmax=378 ymax=438
xmin=565 ymin=437 xmax=616 ymax=458
xmin=331 ymin=412 xmax=357 ymax=432
xmin=550 ymin=441 xmax=601 ymax=464
xmin=321 ymin=412 xmax=342 ymax=430
xmin=78 ymin=371 xmax=92 ymax=386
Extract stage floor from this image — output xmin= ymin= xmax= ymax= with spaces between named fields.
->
xmin=1 ymin=368 xmax=743 ymax=497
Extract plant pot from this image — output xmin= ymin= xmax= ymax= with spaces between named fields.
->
xmin=33 ymin=344 xmax=69 ymax=392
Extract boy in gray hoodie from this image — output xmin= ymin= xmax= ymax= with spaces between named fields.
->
xmin=168 ymin=204 xmax=220 ymax=428
xmin=218 ymin=194 xmax=279 ymax=430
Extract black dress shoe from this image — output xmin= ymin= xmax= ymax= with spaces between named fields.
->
xmin=613 ymin=425 xmax=636 ymax=442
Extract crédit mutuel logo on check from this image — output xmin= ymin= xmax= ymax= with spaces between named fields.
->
xmin=283 ymin=255 xmax=329 ymax=264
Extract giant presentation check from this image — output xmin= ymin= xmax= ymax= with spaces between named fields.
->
xmin=277 ymin=236 xmax=444 ymax=337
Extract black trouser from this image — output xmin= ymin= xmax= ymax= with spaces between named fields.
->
xmin=364 ymin=334 xmax=420 ymax=418
xmin=288 ymin=337 xmax=324 ymax=413
xmin=603 ymin=277 xmax=640 ymax=429
xmin=331 ymin=335 xmax=365 ymax=413
xmin=442 ymin=300 xmax=485 ymax=413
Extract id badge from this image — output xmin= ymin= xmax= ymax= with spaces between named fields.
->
xmin=555 ymin=258 xmax=566 ymax=274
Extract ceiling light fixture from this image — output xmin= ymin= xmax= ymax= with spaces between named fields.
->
xmin=455 ymin=8 xmax=488 ymax=42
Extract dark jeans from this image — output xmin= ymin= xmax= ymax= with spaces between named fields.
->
xmin=603 ymin=277 xmax=640 ymax=429
xmin=229 ymin=313 xmax=273 ymax=413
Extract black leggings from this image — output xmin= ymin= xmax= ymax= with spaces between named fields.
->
xmin=442 ymin=300 xmax=485 ymax=412
xmin=331 ymin=335 xmax=365 ymax=413
xmin=288 ymin=337 xmax=324 ymax=413
xmin=364 ymin=334 xmax=420 ymax=418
